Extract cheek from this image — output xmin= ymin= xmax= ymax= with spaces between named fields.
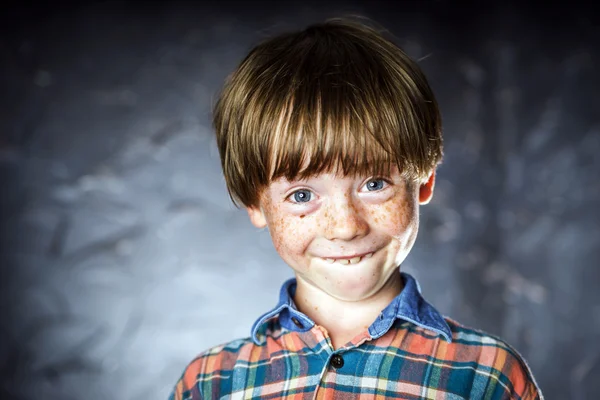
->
xmin=268 ymin=216 xmax=290 ymax=251
xmin=370 ymin=196 xmax=418 ymax=238
xmin=267 ymin=214 xmax=314 ymax=256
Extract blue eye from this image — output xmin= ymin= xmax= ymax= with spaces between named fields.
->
xmin=287 ymin=179 xmax=387 ymax=204
xmin=291 ymin=190 xmax=312 ymax=203
xmin=366 ymin=179 xmax=386 ymax=191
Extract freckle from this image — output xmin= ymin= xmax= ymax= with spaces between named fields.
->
xmin=314 ymin=306 xmax=319 ymax=311
xmin=300 ymin=214 xmax=305 ymax=218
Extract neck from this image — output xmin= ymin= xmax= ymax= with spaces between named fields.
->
xmin=293 ymin=271 xmax=404 ymax=350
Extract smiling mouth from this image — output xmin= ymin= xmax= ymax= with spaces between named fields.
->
xmin=321 ymin=252 xmax=375 ymax=265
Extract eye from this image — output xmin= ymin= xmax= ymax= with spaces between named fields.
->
xmin=364 ymin=178 xmax=389 ymax=192
xmin=288 ymin=189 xmax=313 ymax=203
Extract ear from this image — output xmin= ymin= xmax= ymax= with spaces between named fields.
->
xmin=246 ymin=206 xmax=267 ymax=229
xmin=419 ymin=171 xmax=436 ymax=205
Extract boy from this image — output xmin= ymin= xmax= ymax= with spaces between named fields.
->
xmin=169 ymin=17 xmax=543 ymax=399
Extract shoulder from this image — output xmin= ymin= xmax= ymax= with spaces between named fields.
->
xmin=169 ymin=337 xmax=256 ymax=400
xmin=443 ymin=317 xmax=544 ymax=399
xmin=182 ymin=336 xmax=254 ymax=380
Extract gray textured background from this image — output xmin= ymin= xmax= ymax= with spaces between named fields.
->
xmin=1 ymin=1 xmax=599 ymax=399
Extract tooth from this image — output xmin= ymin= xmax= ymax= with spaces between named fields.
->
xmin=322 ymin=255 xmax=373 ymax=265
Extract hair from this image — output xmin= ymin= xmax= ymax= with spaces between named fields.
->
xmin=213 ymin=17 xmax=443 ymax=209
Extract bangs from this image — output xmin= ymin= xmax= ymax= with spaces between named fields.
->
xmin=267 ymin=96 xmax=401 ymax=182
xmin=260 ymin=32 xmax=437 ymax=183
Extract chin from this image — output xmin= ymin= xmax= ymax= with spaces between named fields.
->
xmin=323 ymin=276 xmax=383 ymax=302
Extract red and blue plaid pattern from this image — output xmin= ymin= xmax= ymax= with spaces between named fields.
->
xmin=169 ymin=272 xmax=543 ymax=399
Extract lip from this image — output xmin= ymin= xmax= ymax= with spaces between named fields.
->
xmin=321 ymin=250 xmax=376 ymax=260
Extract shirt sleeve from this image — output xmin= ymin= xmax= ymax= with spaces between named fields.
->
xmin=168 ymin=376 xmax=192 ymax=400
xmin=168 ymin=378 xmax=187 ymax=400
xmin=168 ymin=359 xmax=204 ymax=400
xmin=515 ymin=366 xmax=544 ymax=400
xmin=495 ymin=345 xmax=544 ymax=400
xmin=523 ymin=382 xmax=544 ymax=400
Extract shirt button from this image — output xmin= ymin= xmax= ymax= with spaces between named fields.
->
xmin=291 ymin=317 xmax=304 ymax=329
xmin=330 ymin=354 xmax=344 ymax=369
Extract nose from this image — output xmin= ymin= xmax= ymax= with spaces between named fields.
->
xmin=322 ymin=193 xmax=369 ymax=241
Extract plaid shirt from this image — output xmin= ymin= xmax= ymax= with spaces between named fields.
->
xmin=169 ymin=272 xmax=543 ymax=399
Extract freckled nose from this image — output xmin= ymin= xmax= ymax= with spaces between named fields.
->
xmin=323 ymin=195 xmax=369 ymax=241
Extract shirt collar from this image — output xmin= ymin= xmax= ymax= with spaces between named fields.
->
xmin=251 ymin=269 xmax=452 ymax=345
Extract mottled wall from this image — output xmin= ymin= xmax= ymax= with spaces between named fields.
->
xmin=1 ymin=1 xmax=598 ymax=399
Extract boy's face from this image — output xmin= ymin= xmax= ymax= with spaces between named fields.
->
xmin=246 ymin=166 xmax=435 ymax=302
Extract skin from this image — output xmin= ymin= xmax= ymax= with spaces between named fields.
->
xmin=247 ymin=166 xmax=436 ymax=349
